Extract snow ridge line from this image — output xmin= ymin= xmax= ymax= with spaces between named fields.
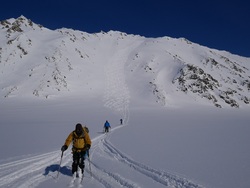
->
xmin=102 ymin=139 xmax=204 ymax=188
xmin=103 ymin=51 xmax=130 ymax=125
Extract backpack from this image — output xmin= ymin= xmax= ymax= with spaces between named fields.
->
xmin=72 ymin=129 xmax=87 ymax=151
xmin=84 ymin=126 xmax=89 ymax=133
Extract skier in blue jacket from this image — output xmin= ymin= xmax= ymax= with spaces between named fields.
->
xmin=104 ymin=120 xmax=111 ymax=133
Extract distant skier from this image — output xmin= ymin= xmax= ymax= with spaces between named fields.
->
xmin=120 ymin=119 xmax=123 ymax=125
xmin=61 ymin=123 xmax=91 ymax=178
xmin=104 ymin=120 xmax=111 ymax=133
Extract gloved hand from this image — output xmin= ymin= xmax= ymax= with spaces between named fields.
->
xmin=83 ymin=144 xmax=91 ymax=151
xmin=61 ymin=145 xmax=68 ymax=152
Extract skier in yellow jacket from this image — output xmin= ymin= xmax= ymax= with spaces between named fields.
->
xmin=61 ymin=123 xmax=91 ymax=176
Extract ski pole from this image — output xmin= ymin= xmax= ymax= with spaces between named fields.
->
xmin=56 ymin=151 xmax=64 ymax=179
xmin=87 ymin=150 xmax=92 ymax=177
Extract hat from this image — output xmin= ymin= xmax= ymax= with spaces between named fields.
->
xmin=75 ymin=123 xmax=82 ymax=130
xmin=75 ymin=123 xmax=83 ymax=136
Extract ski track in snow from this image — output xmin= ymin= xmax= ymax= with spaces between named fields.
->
xmin=103 ymin=51 xmax=130 ymax=125
xmin=0 ymin=133 xmax=204 ymax=188
xmin=0 ymin=151 xmax=61 ymax=187
xmin=0 ymin=56 xmax=204 ymax=188
xmin=101 ymin=139 xmax=203 ymax=188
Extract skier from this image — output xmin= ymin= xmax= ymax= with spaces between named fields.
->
xmin=61 ymin=123 xmax=91 ymax=178
xmin=104 ymin=120 xmax=111 ymax=133
xmin=120 ymin=118 xmax=123 ymax=125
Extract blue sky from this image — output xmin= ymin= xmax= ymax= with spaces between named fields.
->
xmin=1 ymin=0 xmax=249 ymax=57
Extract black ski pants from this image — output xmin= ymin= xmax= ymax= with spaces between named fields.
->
xmin=72 ymin=151 xmax=86 ymax=174
xmin=104 ymin=127 xmax=109 ymax=132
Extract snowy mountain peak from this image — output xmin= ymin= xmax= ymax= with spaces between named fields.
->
xmin=1 ymin=15 xmax=43 ymax=34
xmin=0 ymin=16 xmax=250 ymax=108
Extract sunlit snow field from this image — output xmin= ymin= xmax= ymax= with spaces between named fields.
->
xmin=0 ymin=97 xmax=250 ymax=188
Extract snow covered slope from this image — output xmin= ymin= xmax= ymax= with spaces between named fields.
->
xmin=1 ymin=16 xmax=249 ymax=108
xmin=0 ymin=16 xmax=250 ymax=188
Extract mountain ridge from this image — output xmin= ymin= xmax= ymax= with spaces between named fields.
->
xmin=0 ymin=16 xmax=250 ymax=108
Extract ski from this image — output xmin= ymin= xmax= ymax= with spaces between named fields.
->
xmin=68 ymin=171 xmax=84 ymax=187
xmin=68 ymin=175 xmax=77 ymax=187
xmin=56 ymin=151 xmax=64 ymax=179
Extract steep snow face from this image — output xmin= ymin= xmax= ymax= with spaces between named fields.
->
xmin=124 ymin=38 xmax=250 ymax=108
xmin=0 ymin=16 xmax=250 ymax=108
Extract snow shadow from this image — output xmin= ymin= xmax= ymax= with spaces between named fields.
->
xmin=44 ymin=164 xmax=72 ymax=178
